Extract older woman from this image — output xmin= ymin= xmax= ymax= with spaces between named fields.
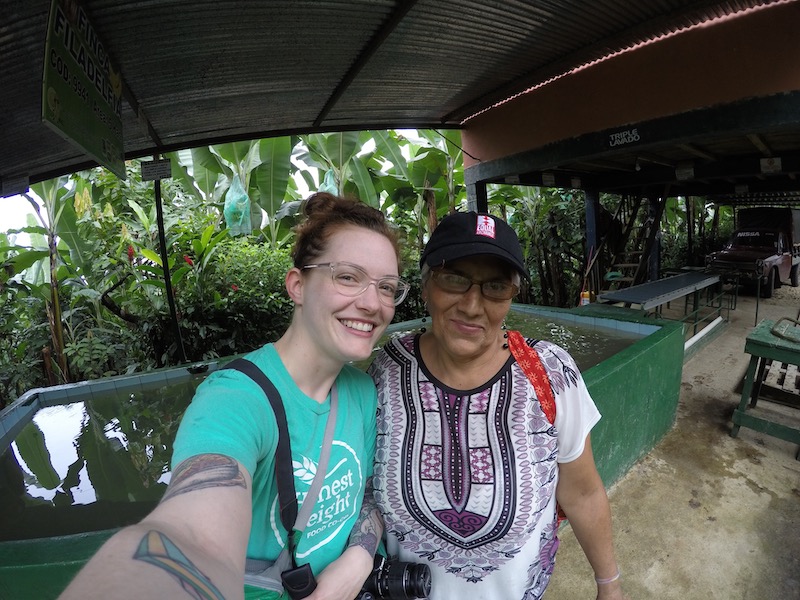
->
xmin=369 ymin=212 xmax=626 ymax=600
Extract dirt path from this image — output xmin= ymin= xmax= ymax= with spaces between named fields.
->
xmin=545 ymin=285 xmax=800 ymax=600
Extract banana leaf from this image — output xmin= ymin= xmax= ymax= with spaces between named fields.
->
xmin=14 ymin=421 xmax=60 ymax=490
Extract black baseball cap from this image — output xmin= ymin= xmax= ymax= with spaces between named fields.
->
xmin=420 ymin=212 xmax=529 ymax=280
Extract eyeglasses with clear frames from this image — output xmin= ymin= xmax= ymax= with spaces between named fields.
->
xmin=429 ymin=269 xmax=519 ymax=300
xmin=302 ymin=262 xmax=410 ymax=306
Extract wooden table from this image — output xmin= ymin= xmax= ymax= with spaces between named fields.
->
xmin=731 ymin=318 xmax=800 ymax=458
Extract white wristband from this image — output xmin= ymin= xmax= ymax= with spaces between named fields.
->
xmin=595 ymin=569 xmax=621 ymax=585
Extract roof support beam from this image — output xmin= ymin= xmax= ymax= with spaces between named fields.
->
xmin=677 ymin=143 xmax=716 ymax=162
xmin=313 ymin=0 xmax=420 ymax=127
xmin=747 ymin=133 xmax=773 ymax=157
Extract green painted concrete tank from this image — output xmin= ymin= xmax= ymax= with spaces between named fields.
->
xmin=0 ymin=304 xmax=684 ymax=598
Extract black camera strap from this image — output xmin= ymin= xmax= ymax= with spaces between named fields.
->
xmin=224 ymin=358 xmax=338 ymax=564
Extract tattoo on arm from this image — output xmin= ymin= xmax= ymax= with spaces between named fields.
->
xmin=348 ymin=477 xmax=384 ymax=555
xmin=133 ymin=530 xmax=225 ymax=600
xmin=161 ymin=454 xmax=246 ymax=504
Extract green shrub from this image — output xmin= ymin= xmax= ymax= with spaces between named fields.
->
xmin=0 ymin=291 xmax=51 ymax=406
xmin=169 ymin=237 xmax=294 ymax=362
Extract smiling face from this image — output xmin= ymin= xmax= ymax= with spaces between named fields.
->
xmin=423 ymin=255 xmax=514 ymax=363
xmin=291 ymin=224 xmax=399 ymax=365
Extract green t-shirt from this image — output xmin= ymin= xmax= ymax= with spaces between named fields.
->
xmin=172 ymin=343 xmax=377 ymax=577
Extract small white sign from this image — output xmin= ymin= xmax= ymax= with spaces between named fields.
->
xmin=504 ymin=175 xmax=520 ymax=184
xmin=141 ymin=159 xmax=173 ymax=181
xmin=760 ymin=157 xmax=782 ymax=174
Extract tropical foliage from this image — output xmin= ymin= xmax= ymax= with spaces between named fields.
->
xmin=661 ymin=197 xmax=734 ymax=269
xmin=0 ymin=129 xmax=718 ymax=407
xmin=0 ymin=131 xmax=465 ymax=405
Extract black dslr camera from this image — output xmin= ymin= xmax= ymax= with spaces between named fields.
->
xmin=282 ymin=554 xmax=431 ymax=600
xmin=356 ymin=555 xmax=432 ymax=600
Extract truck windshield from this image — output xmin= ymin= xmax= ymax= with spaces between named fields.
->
xmin=730 ymin=231 xmax=777 ymax=248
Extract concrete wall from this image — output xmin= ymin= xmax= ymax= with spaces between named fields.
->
xmin=582 ymin=308 xmax=685 ymax=486
xmin=515 ymin=304 xmax=686 ymax=486
xmin=0 ymin=530 xmax=115 ymax=600
xmin=461 ymin=2 xmax=800 ymax=168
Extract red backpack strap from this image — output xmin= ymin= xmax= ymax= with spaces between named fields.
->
xmin=507 ymin=330 xmax=556 ymax=425
xmin=507 ymin=329 xmax=566 ymax=526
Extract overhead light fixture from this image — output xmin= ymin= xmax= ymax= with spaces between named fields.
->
xmin=635 ymin=158 xmax=641 ymax=172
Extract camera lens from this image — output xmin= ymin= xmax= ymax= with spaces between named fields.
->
xmin=362 ymin=557 xmax=432 ymax=600
xmin=403 ymin=563 xmax=432 ymax=598
xmin=382 ymin=561 xmax=432 ymax=599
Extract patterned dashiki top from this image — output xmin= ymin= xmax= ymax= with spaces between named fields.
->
xmin=368 ymin=333 xmax=600 ymax=600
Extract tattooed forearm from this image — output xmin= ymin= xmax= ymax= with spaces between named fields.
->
xmin=161 ymin=454 xmax=246 ymax=504
xmin=133 ymin=530 xmax=225 ymax=600
xmin=348 ymin=477 xmax=384 ymax=555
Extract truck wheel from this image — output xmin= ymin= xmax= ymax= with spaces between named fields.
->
xmin=792 ymin=264 xmax=799 ymax=287
xmin=761 ymin=268 xmax=775 ymax=298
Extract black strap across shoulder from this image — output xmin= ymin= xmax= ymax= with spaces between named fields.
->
xmin=223 ymin=358 xmax=297 ymax=533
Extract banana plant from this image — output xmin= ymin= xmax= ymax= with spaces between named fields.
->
xmin=367 ymin=130 xmax=424 ymax=248
xmin=373 ymin=130 xmax=466 ymax=252
xmin=15 ymin=419 xmax=60 ymax=490
xmin=0 ymin=221 xmax=49 ymax=292
xmin=297 ymin=132 xmax=380 ymax=207
xmin=252 ymin=136 xmax=295 ymax=247
xmin=19 ymin=177 xmax=87 ymax=382
xmin=415 ymin=129 xmax=464 ymax=215
xmin=169 ymin=137 xmax=296 ymax=247
xmin=168 ymin=148 xmax=223 ymax=207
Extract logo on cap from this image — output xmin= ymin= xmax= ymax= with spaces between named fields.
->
xmin=475 ymin=215 xmax=496 ymax=239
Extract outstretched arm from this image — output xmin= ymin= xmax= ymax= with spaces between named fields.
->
xmin=557 ymin=436 xmax=627 ymax=600
xmin=308 ymin=476 xmax=384 ymax=600
xmin=58 ymin=453 xmax=253 ymax=600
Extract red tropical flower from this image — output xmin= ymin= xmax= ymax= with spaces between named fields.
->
xmin=127 ymin=245 xmax=135 ymax=263
xmin=183 ymin=254 xmax=194 ymax=266
xmin=231 ymin=284 xmax=239 ymax=291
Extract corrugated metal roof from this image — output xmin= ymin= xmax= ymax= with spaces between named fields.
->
xmin=0 ymin=0 xmax=791 ymax=190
